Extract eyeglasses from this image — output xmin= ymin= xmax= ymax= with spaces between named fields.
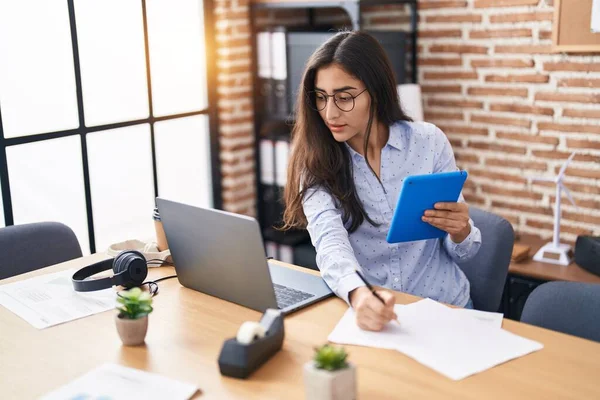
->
xmin=308 ymin=88 xmax=367 ymax=112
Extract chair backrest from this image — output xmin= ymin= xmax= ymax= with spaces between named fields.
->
xmin=0 ymin=222 xmax=82 ymax=280
xmin=457 ymin=207 xmax=514 ymax=312
xmin=521 ymin=281 xmax=600 ymax=342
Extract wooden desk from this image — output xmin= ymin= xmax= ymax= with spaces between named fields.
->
xmin=509 ymin=237 xmax=600 ymax=284
xmin=2 ymin=255 xmax=600 ymax=399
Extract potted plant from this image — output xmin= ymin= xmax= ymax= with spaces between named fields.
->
xmin=115 ymin=287 xmax=153 ymax=346
xmin=303 ymin=344 xmax=356 ymax=400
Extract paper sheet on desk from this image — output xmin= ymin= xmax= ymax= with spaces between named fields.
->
xmin=328 ymin=299 xmax=543 ymax=380
xmin=0 ymin=268 xmax=115 ymax=329
xmin=41 ymin=363 xmax=198 ymax=400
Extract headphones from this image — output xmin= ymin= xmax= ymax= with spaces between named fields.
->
xmin=72 ymin=250 xmax=148 ymax=292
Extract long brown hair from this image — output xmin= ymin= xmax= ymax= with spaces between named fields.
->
xmin=282 ymin=31 xmax=412 ymax=233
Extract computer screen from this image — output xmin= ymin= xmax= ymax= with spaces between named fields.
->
xmin=286 ymin=31 xmax=408 ymax=115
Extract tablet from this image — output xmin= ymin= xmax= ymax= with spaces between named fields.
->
xmin=386 ymin=170 xmax=468 ymax=243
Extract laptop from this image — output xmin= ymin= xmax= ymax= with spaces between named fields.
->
xmin=156 ymin=198 xmax=333 ymax=314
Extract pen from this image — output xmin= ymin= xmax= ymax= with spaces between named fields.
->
xmin=355 ymin=270 xmax=400 ymax=325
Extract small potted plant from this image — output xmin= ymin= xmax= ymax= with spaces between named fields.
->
xmin=303 ymin=344 xmax=356 ymax=400
xmin=115 ymin=287 xmax=153 ymax=346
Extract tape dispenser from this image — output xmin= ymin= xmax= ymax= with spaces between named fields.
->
xmin=218 ymin=308 xmax=284 ymax=379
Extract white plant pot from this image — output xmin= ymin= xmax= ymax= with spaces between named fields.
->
xmin=115 ymin=314 xmax=148 ymax=346
xmin=303 ymin=361 xmax=356 ymax=400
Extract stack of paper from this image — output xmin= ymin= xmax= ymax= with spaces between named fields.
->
xmin=328 ymin=299 xmax=543 ymax=380
xmin=41 ymin=363 xmax=198 ymax=400
xmin=0 ymin=268 xmax=116 ymax=329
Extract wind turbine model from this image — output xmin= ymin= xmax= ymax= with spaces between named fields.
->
xmin=529 ymin=152 xmax=578 ymax=266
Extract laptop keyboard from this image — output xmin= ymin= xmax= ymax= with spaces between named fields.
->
xmin=273 ymin=284 xmax=314 ymax=309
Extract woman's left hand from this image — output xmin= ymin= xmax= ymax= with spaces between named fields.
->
xmin=422 ymin=202 xmax=471 ymax=243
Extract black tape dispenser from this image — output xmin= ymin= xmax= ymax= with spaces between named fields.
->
xmin=218 ymin=309 xmax=284 ymax=379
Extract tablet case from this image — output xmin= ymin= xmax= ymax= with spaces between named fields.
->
xmin=386 ymin=170 xmax=468 ymax=243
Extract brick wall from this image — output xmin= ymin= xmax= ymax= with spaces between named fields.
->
xmin=214 ymin=0 xmax=256 ymax=216
xmin=215 ymin=0 xmax=600 ymax=244
xmin=363 ymin=0 xmax=600 ymax=244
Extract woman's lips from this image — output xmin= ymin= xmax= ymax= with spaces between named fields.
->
xmin=328 ymin=123 xmax=347 ymax=133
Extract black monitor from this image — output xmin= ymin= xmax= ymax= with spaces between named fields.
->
xmin=286 ymin=31 xmax=407 ymax=114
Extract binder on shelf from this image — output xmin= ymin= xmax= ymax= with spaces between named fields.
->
xmin=259 ymin=138 xmax=275 ymax=185
xmin=265 ymin=241 xmax=279 ymax=260
xmin=274 ymin=139 xmax=290 ymax=187
xmin=270 ymin=28 xmax=289 ymax=119
xmin=278 ymin=244 xmax=294 ymax=264
xmin=257 ymin=30 xmax=275 ymax=117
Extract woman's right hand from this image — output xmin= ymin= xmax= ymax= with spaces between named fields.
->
xmin=349 ymin=286 xmax=397 ymax=331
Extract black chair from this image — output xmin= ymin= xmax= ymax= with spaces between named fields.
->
xmin=0 ymin=222 xmax=82 ymax=280
xmin=521 ymin=281 xmax=600 ymax=343
xmin=457 ymin=207 xmax=515 ymax=312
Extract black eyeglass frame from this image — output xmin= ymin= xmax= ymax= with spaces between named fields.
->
xmin=308 ymin=88 xmax=368 ymax=112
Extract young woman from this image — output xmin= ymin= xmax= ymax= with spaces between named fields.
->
xmin=283 ymin=31 xmax=481 ymax=331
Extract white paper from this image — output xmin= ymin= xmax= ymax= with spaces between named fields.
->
xmin=397 ymin=84 xmax=424 ymax=122
xmin=328 ymin=299 xmax=543 ymax=380
xmin=41 ymin=363 xmax=198 ymax=400
xmin=257 ymin=31 xmax=272 ymax=78
xmin=592 ymin=0 xmax=600 ymax=33
xmin=0 ymin=268 xmax=115 ymax=329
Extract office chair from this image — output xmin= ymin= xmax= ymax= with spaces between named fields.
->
xmin=0 ymin=222 xmax=82 ymax=280
xmin=521 ymin=281 xmax=600 ymax=343
xmin=457 ymin=207 xmax=514 ymax=312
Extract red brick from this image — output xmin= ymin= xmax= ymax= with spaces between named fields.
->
xmin=551 ymin=196 xmax=600 ymax=210
xmin=419 ymin=58 xmax=463 ymax=66
xmin=555 ymin=166 xmax=600 ymax=180
xmin=469 ymin=28 xmax=532 ymax=39
xmin=485 ymin=74 xmax=549 ymax=83
xmin=496 ymin=131 xmax=559 ymax=145
xmin=535 ymin=92 xmax=600 ymax=104
xmin=564 ymin=211 xmax=600 ymax=225
xmin=495 ymin=45 xmax=553 ymax=54
xmin=539 ymin=30 xmax=553 ymax=40
xmin=430 ymin=44 xmax=488 ymax=54
xmin=481 ymin=184 xmax=543 ymax=200
xmin=471 ymin=58 xmax=534 ymax=68
xmin=491 ymin=200 xmax=554 ymax=216
xmin=419 ymin=1 xmax=468 ymax=9
xmin=490 ymin=104 xmax=554 ymax=116
xmin=424 ymin=72 xmax=479 ymax=80
xmin=525 ymin=220 xmax=594 ymax=236
xmin=467 ymin=87 xmax=528 ymax=97
xmin=425 ymin=14 xmax=482 ymax=23
xmin=532 ymin=150 xmax=600 ymax=163
xmin=490 ymin=11 xmax=553 ymax=23
xmin=566 ymin=139 xmax=600 ymax=150
xmin=428 ymin=99 xmax=483 ymax=109
xmin=563 ymin=109 xmax=600 ymax=119
xmin=421 ymin=85 xmax=462 ymax=93
xmin=471 ymin=114 xmax=531 ymax=128
xmin=424 ymin=111 xmax=464 ymax=121
xmin=538 ymin=122 xmax=600 ymax=135
xmin=475 ymin=0 xmax=539 ymax=7
xmin=486 ymin=157 xmax=548 ymax=170
xmin=420 ymin=29 xmax=463 ymax=38
xmin=468 ymin=141 xmax=528 ymax=154
xmin=438 ymin=125 xmax=488 ymax=136
xmin=470 ymin=168 xmax=528 ymax=183
xmin=558 ymin=79 xmax=600 ymax=88
xmin=454 ymin=153 xmax=480 ymax=163
xmin=543 ymin=62 xmax=600 ymax=72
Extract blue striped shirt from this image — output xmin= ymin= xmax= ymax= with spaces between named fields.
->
xmin=302 ymin=121 xmax=481 ymax=307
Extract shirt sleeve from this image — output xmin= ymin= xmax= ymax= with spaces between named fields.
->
xmin=432 ymin=124 xmax=482 ymax=262
xmin=302 ymin=186 xmax=365 ymax=305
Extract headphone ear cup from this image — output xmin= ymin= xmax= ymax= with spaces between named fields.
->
xmin=113 ymin=250 xmax=148 ymax=288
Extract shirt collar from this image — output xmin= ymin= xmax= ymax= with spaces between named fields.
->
xmin=343 ymin=121 xmax=405 ymax=158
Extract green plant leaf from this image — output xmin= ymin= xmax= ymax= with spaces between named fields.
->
xmin=313 ymin=344 xmax=348 ymax=371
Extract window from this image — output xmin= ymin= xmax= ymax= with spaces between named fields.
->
xmin=0 ymin=0 xmax=219 ymax=254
